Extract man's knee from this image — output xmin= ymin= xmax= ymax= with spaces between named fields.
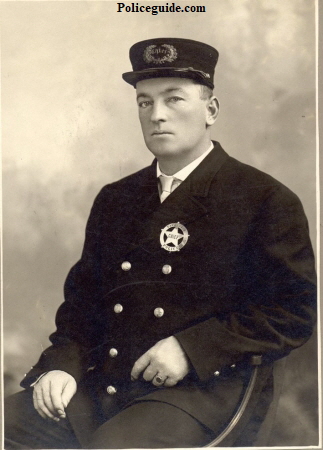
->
xmin=5 ymin=390 xmax=37 ymax=448
xmin=88 ymin=401 xmax=214 ymax=449
xmin=5 ymin=390 xmax=35 ymax=428
xmin=5 ymin=390 xmax=80 ymax=449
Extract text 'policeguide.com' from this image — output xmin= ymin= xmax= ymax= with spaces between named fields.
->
xmin=117 ymin=2 xmax=206 ymax=15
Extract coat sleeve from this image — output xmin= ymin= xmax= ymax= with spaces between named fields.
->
xmin=175 ymin=185 xmax=316 ymax=382
xmin=21 ymin=188 xmax=108 ymax=388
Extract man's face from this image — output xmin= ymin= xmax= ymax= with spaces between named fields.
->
xmin=136 ymin=77 xmax=215 ymax=164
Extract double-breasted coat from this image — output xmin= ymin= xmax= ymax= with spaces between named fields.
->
xmin=21 ymin=142 xmax=316 ymax=445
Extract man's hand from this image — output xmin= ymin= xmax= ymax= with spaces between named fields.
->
xmin=130 ymin=336 xmax=190 ymax=387
xmin=32 ymin=370 xmax=77 ymax=421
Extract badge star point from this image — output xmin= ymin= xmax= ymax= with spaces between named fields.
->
xmin=164 ymin=226 xmax=184 ymax=246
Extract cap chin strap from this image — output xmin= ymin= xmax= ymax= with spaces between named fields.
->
xmin=136 ymin=66 xmax=211 ymax=80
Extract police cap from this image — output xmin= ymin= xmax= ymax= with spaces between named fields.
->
xmin=122 ymin=38 xmax=219 ymax=89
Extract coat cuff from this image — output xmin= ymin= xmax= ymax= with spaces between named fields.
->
xmin=20 ymin=342 xmax=85 ymax=389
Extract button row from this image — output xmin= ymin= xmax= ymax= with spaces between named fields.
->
xmin=113 ymin=304 xmax=164 ymax=318
xmin=214 ymin=364 xmax=236 ymax=377
xmin=121 ymin=261 xmax=172 ymax=275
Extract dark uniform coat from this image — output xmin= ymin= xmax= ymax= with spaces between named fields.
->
xmin=21 ymin=142 xmax=316 ymax=446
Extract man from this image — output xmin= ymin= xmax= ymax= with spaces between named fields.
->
xmin=5 ymin=38 xmax=316 ymax=448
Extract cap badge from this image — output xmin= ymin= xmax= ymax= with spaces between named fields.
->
xmin=143 ymin=44 xmax=178 ymax=65
xmin=160 ymin=222 xmax=189 ymax=252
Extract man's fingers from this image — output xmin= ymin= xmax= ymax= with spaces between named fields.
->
xmin=142 ymin=365 xmax=157 ymax=382
xmin=34 ymin=384 xmax=55 ymax=415
xmin=42 ymin=385 xmax=58 ymax=415
xmin=33 ymin=388 xmax=59 ymax=421
xmin=61 ymin=378 xmax=77 ymax=411
xmin=32 ymin=390 xmax=47 ymax=419
xmin=50 ymin=380 xmax=67 ymax=417
xmin=131 ymin=352 xmax=150 ymax=380
xmin=34 ymin=377 xmax=58 ymax=416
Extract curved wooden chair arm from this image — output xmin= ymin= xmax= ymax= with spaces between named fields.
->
xmin=204 ymin=355 xmax=278 ymax=447
xmin=205 ymin=365 xmax=259 ymax=447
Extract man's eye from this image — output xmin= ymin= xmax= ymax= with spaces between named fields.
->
xmin=138 ymin=101 xmax=151 ymax=108
xmin=168 ymin=96 xmax=183 ymax=103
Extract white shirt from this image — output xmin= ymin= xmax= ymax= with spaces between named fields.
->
xmin=156 ymin=142 xmax=214 ymax=198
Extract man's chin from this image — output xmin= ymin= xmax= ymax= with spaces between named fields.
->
xmin=147 ymin=146 xmax=175 ymax=158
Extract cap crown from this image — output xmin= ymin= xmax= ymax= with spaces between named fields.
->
xmin=122 ymin=38 xmax=219 ymax=89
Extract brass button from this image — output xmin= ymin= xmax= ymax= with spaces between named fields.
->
xmin=230 ymin=364 xmax=236 ymax=369
xmin=121 ymin=261 xmax=131 ymax=271
xmin=107 ymin=385 xmax=117 ymax=395
xmin=154 ymin=307 xmax=164 ymax=318
xmin=114 ymin=303 xmax=123 ymax=314
xmin=109 ymin=348 xmax=118 ymax=358
xmin=162 ymin=264 xmax=172 ymax=275
xmin=214 ymin=371 xmax=220 ymax=376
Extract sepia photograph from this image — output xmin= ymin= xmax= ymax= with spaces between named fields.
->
xmin=1 ymin=0 xmax=320 ymax=448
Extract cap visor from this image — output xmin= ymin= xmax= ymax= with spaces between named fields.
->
xmin=122 ymin=68 xmax=213 ymax=89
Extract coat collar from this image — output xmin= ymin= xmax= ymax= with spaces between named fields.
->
xmin=184 ymin=141 xmax=228 ymax=197
xmin=140 ymin=140 xmax=228 ymax=198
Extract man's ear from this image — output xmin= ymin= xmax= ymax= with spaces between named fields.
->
xmin=206 ymin=97 xmax=219 ymax=126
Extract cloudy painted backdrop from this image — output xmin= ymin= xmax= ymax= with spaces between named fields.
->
xmin=2 ymin=0 xmax=318 ymax=446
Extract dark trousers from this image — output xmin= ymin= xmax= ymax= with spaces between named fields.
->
xmin=4 ymin=390 xmax=215 ymax=449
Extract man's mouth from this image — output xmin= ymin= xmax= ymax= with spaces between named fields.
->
xmin=151 ymin=131 xmax=172 ymax=136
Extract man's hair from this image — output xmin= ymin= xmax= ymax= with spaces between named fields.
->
xmin=191 ymin=80 xmax=214 ymax=100
xmin=199 ymin=85 xmax=214 ymax=100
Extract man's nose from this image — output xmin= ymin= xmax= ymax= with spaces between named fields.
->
xmin=150 ymin=101 xmax=167 ymax=122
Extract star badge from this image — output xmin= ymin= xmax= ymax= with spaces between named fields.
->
xmin=160 ymin=222 xmax=189 ymax=252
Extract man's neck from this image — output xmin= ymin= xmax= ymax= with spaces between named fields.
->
xmin=158 ymin=141 xmax=213 ymax=176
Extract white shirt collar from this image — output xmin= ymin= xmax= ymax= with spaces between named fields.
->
xmin=156 ymin=142 xmax=214 ymax=181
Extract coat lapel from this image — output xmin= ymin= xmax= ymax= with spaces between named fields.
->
xmin=109 ymin=163 xmax=160 ymax=256
xmin=135 ymin=142 xmax=229 ymax=254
